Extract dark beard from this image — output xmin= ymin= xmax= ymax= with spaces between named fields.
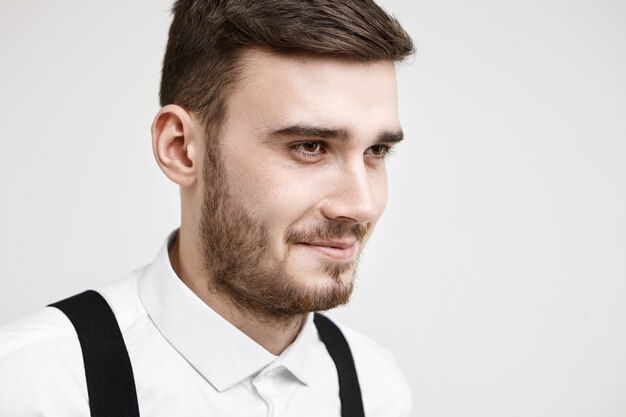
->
xmin=199 ymin=142 xmax=363 ymax=319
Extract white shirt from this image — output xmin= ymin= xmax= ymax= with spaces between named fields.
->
xmin=0 ymin=232 xmax=412 ymax=417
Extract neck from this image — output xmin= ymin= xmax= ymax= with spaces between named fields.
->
xmin=169 ymin=230 xmax=305 ymax=355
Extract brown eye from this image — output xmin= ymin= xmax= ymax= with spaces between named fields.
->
xmin=300 ymin=142 xmax=321 ymax=153
xmin=290 ymin=141 xmax=327 ymax=161
xmin=368 ymin=144 xmax=391 ymax=157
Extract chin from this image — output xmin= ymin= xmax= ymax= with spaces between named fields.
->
xmin=295 ymin=274 xmax=355 ymax=313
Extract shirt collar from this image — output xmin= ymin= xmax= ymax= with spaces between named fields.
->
xmin=137 ymin=230 xmax=316 ymax=391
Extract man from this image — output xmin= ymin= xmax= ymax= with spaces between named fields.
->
xmin=0 ymin=0 xmax=414 ymax=415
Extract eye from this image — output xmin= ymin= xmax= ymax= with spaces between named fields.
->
xmin=291 ymin=141 xmax=327 ymax=160
xmin=299 ymin=142 xmax=322 ymax=153
xmin=367 ymin=144 xmax=393 ymax=158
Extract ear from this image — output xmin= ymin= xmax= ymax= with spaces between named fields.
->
xmin=151 ymin=104 xmax=201 ymax=187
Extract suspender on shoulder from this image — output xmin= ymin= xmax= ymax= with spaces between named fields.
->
xmin=50 ymin=290 xmax=140 ymax=417
xmin=50 ymin=290 xmax=365 ymax=417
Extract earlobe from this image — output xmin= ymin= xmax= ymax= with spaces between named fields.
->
xmin=151 ymin=105 xmax=199 ymax=187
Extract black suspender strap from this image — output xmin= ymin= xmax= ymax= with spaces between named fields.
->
xmin=49 ymin=291 xmax=364 ymax=417
xmin=314 ymin=313 xmax=366 ymax=417
xmin=49 ymin=290 xmax=140 ymax=417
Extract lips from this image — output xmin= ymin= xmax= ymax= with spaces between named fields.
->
xmin=297 ymin=240 xmax=357 ymax=261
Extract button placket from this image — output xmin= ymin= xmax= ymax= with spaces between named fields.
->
xmin=253 ymin=372 xmax=280 ymax=417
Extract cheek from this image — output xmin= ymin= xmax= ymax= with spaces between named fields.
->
xmin=223 ymin=157 xmax=319 ymax=240
xmin=228 ymin=164 xmax=307 ymax=212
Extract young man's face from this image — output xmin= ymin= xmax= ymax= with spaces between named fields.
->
xmin=199 ymin=48 xmax=402 ymax=318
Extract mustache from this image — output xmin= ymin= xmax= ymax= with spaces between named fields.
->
xmin=284 ymin=220 xmax=367 ymax=245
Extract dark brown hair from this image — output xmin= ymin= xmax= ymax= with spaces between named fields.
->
xmin=160 ymin=0 xmax=414 ymax=138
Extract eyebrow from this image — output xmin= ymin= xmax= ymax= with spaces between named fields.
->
xmin=269 ymin=124 xmax=404 ymax=144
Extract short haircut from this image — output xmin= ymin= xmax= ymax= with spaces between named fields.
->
xmin=160 ymin=0 xmax=415 ymax=140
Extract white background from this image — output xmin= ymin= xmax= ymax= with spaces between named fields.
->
xmin=1 ymin=1 xmax=625 ymax=416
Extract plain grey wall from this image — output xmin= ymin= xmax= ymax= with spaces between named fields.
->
xmin=1 ymin=1 xmax=625 ymax=416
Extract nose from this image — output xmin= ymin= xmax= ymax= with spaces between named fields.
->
xmin=319 ymin=160 xmax=386 ymax=224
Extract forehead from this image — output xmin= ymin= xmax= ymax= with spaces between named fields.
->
xmin=226 ymin=48 xmax=400 ymax=134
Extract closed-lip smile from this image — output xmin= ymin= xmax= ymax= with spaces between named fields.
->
xmin=297 ymin=240 xmax=357 ymax=261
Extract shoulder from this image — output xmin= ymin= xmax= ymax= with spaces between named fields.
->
xmin=0 ymin=305 xmax=78 ymax=359
xmin=0 ymin=272 xmax=146 ymax=357
xmin=0 ymin=305 xmax=88 ymax=415
xmin=0 ymin=273 xmax=146 ymax=415
xmin=332 ymin=319 xmax=413 ymax=417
